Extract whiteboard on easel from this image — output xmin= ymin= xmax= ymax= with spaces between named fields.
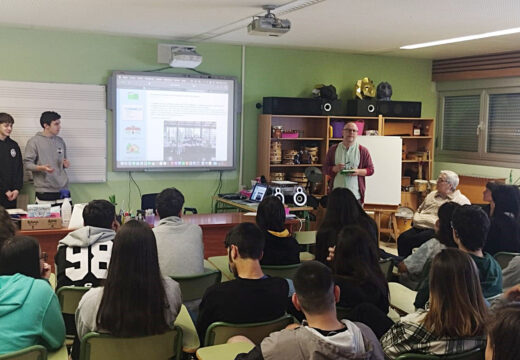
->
xmin=357 ymin=136 xmax=402 ymax=206
xmin=0 ymin=80 xmax=106 ymax=183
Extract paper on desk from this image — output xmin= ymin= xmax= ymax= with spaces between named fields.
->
xmin=244 ymin=212 xmax=257 ymax=216
xmin=6 ymin=208 xmax=28 ymax=215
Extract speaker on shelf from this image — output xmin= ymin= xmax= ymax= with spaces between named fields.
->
xmin=346 ymin=99 xmax=422 ymax=118
xmin=377 ymin=101 xmax=421 ymax=118
xmin=262 ymin=97 xmax=344 ymax=116
xmin=346 ymin=99 xmax=378 ymax=117
xmin=273 ymin=187 xmax=285 ymax=204
xmin=292 ymin=186 xmax=307 ymax=207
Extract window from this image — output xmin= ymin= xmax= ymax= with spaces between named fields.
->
xmin=437 ymin=82 xmax=520 ymax=168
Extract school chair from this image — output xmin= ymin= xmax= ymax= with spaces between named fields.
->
xmin=0 ymin=345 xmax=47 ymax=360
xmin=294 ymin=230 xmax=316 ymax=252
xmin=494 ymin=251 xmax=519 ymax=270
xmin=140 ymin=193 xmax=158 ymax=212
xmin=336 ymin=306 xmax=351 ymax=320
xmin=56 ymin=286 xmax=90 ymax=345
xmin=173 ymin=305 xmax=200 ymax=354
xmin=379 ymin=258 xmax=395 ymax=281
xmin=171 ymin=268 xmax=222 ymax=302
xmin=79 ymin=327 xmax=183 ymax=360
xmin=203 ymin=314 xmax=294 ymax=346
xmin=195 ymin=342 xmax=255 ymax=360
xmin=260 ymin=263 xmax=301 ymax=280
xmin=395 ymin=347 xmax=484 ymax=359
xmin=388 ymin=282 xmax=417 ymax=315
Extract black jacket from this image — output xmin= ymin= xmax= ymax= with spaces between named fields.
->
xmin=0 ymin=137 xmax=23 ymax=193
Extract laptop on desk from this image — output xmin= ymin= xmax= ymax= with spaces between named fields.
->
xmin=234 ymin=183 xmax=268 ymax=206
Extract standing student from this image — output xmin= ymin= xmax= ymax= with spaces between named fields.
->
xmin=323 ymin=122 xmax=374 ymax=203
xmin=0 ymin=113 xmax=23 ymax=209
xmin=24 ymin=111 xmax=70 ymax=204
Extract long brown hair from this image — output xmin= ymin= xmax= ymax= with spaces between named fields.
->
xmin=423 ymin=248 xmax=487 ymax=337
xmin=96 ymin=220 xmax=168 ymax=337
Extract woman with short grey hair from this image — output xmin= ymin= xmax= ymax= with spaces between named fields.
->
xmin=397 ymin=170 xmax=470 ymax=257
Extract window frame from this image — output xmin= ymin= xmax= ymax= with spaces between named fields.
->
xmin=436 ymin=80 xmax=520 ymax=168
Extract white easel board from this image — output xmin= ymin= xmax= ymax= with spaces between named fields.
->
xmin=357 ymin=136 xmax=402 ymax=206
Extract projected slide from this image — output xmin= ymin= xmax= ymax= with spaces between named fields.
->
xmin=112 ymin=72 xmax=236 ymax=171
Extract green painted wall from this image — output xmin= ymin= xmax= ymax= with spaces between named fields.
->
xmin=0 ymin=26 xmax=436 ymax=213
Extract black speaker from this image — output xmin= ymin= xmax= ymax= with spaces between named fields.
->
xmin=263 ymin=97 xmax=344 ymax=116
xmin=346 ymin=99 xmax=378 ymax=117
xmin=377 ymin=101 xmax=421 ymax=117
xmin=346 ymin=100 xmax=422 ymax=118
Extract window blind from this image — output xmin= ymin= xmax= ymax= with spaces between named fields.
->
xmin=488 ymin=93 xmax=520 ymax=155
xmin=442 ymin=95 xmax=480 ymax=152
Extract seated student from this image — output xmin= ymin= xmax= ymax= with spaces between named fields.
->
xmin=331 ymin=225 xmax=389 ymax=314
xmin=414 ymin=204 xmax=502 ymax=309
xmin=0 ymin=236 xmax=65 ymax=354
xmin=397 ymin=202 xmax=460 ymax=284
xmin=74 ymin=220 xmax=181 ymax=358
xmin=316 ymin=187 xmax=378 ymax=264
xmin=256 ymin=196 xmax=300 ymax=266
xmin=232 ymin=261 xmax=384 ymax=360
xmin=196 ymin=223 xmax=289 ymax=344
xmin=152 ymin=187 xmax=204 ymax=276
xmin=55 ymin=199 xmax=118 ymax=289
xmin=502 ymin=256 xmax=520 ymax=289
xmin=382 ymin=249 xmax=488 ymax=359
xmin=481 ymin=181 xmax=499 ymax=216
xmin=484 ymin=185 xmax=520 ymax=255
xmin=486 ymin=303 xmax=520 ymax=360
xmin=397 ymin=170 xmax=470 ymax=257
xmin=0 ymin=205 xmax=16 ymax=249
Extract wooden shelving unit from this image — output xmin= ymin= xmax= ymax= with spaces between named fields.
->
xmin=257 ymin=114 xmax=435 ymax=198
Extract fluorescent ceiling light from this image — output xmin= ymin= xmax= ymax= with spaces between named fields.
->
xmin=401 ymin=27 xmax=520 ymax=50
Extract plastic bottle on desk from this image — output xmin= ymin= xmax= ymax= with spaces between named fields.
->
xmin=61 ymin=198 xmax=72 ymax=228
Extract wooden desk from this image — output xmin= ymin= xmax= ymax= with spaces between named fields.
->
xmin=196 ymin=342 xmax=254 ymax=360
xmin=214 ymin=197 xmax=313 ymax=230
xmin=21 ymin=213 xmax=300 ymax=270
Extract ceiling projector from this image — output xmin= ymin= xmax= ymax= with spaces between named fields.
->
xmin=248 ymin=6 xmax=291 ymax=37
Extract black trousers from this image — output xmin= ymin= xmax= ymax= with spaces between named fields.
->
xmin=397 ymin=227 xmax=436 ymax=257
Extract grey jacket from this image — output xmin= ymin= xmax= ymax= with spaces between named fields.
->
xmin=259 ymin=320 xmax=384 ymax=360
xmin=23 ymin=132 xmax=68 ymax=192
xmin=152 ymin=216 xmax=204 ymax=276
xmin=75 ymin=277 xmax=182 ymax=339
xmin=58 ymin=226 xmax=115 ymax=248
xmin=502 ymin=255 xmax=520 ymax=289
